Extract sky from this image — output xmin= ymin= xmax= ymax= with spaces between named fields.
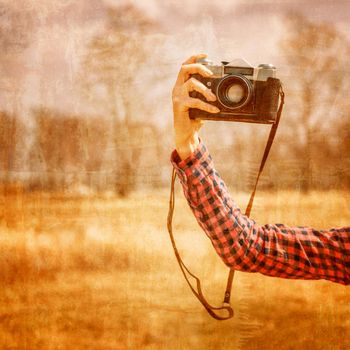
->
xmin=1 ymin=0 xmax=350 ymax=123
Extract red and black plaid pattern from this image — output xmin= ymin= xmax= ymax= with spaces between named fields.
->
xmin=171 ymin=141 xmax=350 ymax=285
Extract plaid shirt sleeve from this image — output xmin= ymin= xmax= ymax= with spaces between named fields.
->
xmin=170 ymin=140 xmax=350 ymax=285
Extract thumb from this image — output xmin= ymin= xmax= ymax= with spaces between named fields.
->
xmin=193 ymin=119 xmax=204 ymax=132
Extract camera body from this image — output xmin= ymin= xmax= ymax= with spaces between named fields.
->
xmin=189 ymin=58 xmax=281 ymax=124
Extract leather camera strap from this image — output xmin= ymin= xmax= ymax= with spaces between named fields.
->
xmin=167 ymin=86 xmax=285 ymax=320
xmin=223 ymin=86 xmax=285 ymax=305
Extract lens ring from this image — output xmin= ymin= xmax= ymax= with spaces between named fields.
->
xmin=216 ymin=75 xmax=253 ymax=110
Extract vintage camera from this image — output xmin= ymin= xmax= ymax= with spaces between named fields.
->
xmin=189 ymin=57 xmax=282 ymax=124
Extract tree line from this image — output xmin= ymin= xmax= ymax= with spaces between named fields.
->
xmin=1 ymin=5 xmax=350 ymax=195
xmin=0 ymin=108 xmax=165 ymax=195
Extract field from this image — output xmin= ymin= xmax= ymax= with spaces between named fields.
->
xmin=0 ymin=188 xmax=349 ymax=350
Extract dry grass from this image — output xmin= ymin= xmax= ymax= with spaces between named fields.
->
xmin=0 ymin=188 xmax=349 ymax=349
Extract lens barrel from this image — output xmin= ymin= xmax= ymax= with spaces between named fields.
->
xmin=216 ymin=75 xmax=253 ymax=110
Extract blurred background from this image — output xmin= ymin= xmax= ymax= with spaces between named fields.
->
xmin=0 ymin=0 xmax=349 ymax=349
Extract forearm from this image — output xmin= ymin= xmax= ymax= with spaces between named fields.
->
xmin=171 ymin=141 xmax=350 ymax=285
xmin=171 ymin=140 xmax=257 ymax=266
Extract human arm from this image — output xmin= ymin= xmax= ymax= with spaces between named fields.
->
xmin=171 ymin=54 xmax=350 ymax=285
xmin=170 ymin=141 xmax=350 ymax=285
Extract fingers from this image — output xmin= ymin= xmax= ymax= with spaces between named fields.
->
xmin=185 ymin=97 xmax=220 ymax=114
xmin=173 ymin=54 xmax=220 ymax=115
xmin=182 ymin=53 xmax=207 ymax=65
xmin=185 ymin=77 xmax=216 ymax=102
xmin=179 ymin=63 xmax=213 ymax=82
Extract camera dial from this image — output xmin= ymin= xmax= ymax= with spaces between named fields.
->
xmin=257 ymin=64 xmax=276 ymax=81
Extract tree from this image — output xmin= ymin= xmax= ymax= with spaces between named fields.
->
xmin=0 ymin=111 xmax=20 ymax=183
xmin=79 ymin=4 xmax=160 ymax=196
xmin=334 ymin=101 xmax=350 ymax=188
xmin=280 ymin=14 xmax=350 ymax=191
xmin=0 ymin=1 xmax=34 ymax=113
xmin=30 ymin=108 xmax=86 ymax=191
xmin=0 ymin=3 xmax=34 ymax=187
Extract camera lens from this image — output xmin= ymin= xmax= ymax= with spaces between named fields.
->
xmin=217 ymin=75 xmax=253 ymax=110
xmin=226 ymin=85 xmax=244 ymax=103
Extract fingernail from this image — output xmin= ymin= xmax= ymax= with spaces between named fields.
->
xmin=211 ymin=106 xmax=219 ymax=113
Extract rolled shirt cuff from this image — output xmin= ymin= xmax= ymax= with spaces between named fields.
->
xmin=170 ymin=139 xmax=215 ymax=186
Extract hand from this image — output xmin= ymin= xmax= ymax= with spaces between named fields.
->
xmin=172 ymin=53 xmax=220 ymax=160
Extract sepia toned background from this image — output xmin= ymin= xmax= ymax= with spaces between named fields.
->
xmin=0 ymin=0 xmax=349 ymax=349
